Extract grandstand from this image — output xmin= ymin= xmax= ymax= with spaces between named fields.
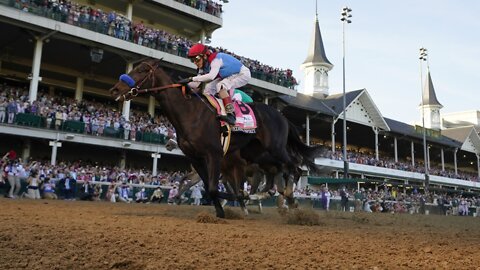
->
xmin=0 ymin=0 xmax=479 ymax=207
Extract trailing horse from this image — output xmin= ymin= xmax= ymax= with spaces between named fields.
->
xmin=109 ymin=59 xmax=321 ymax=217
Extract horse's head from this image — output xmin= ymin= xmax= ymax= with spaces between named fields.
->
xmin=109 ymin=59 xmax=160 ymax=102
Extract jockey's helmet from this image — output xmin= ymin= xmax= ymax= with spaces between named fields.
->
xmin=188 ymin=43 xmax=209 ymax=59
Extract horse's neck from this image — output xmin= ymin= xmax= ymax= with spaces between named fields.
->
xmin=155 ymin=90 xmax=187 ymax=136
xmin=155 ymin=86 xmax=207 ymax=141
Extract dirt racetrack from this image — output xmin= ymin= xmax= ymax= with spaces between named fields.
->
xmin=0 ymin=199 xmax=479 ymax=270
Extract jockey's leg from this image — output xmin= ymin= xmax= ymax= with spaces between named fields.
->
xmin=217 ymin=86 xmax=236 ymax=125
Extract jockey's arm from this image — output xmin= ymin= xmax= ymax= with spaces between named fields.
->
xmin=192 ymin=58 xmax=222 ymax=82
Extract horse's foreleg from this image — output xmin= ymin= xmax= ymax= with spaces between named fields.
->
xmin=205 ymin=153 xmax=224 ymax=218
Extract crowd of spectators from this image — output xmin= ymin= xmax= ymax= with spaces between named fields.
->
xmin=295 ymin=183 xmax=480 ymax=216
xmin=173 ymin=0 xmax=223 ymax=17
xmin=1 ymin=147 xmax=480 ymax=216
xmin=5 ymin=0 xmax=298 ymax=89
xmin=328 ymin=149 xmax=480 ymax=182
xmin=0 ymin=82 xmax=177 ymax=142
xmin=0 ymin=152 xmax=189 ymax=202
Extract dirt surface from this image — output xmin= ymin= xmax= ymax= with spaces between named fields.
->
xmin=0 ymin=199 xmax=479 ymax=270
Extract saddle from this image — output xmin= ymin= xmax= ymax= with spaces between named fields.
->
xmin=204 ymin=94 xmax=257 ymax=134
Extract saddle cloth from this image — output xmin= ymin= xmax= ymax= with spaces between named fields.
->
xmin=204 ymin=94 xmax=257 ymax=134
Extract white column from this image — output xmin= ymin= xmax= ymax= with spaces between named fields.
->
xmin=29 ymin=38 xmax=44 ymax=103
xmin=119 ymin=151 xmax=126 ymax=170
xmin=151 ymin=153 xmax=161 ymax=176
xmin=148 ymin=96 xmax=155 ymax=117
xmin=373 ymin=127 xmax=379 ymax=160
xmin=394 ymin=137 xmax=398 ymax=163
xmin=126 ymin=1 xmax=133 ymax=20
xmin=427 ymin=145 xmax=430 ymax=170
xmin=411 ymin=141 xmax=415 ymax=167
xmin=200 ymin=29 xmax=206 ymax=43
xmin=22 ymin=139 xmax=31 ymax=162
xmin=305 ymin=114 xmax=310 ymax=146
xmin=331 ymin=121 xmax=336 ymax=154
xmin=440 ymin=148 xmax=445 ymax=171
xmin=454 ymin=148 xmax=458 ymax=175
xmin=75 ymin=77 xmax=84 ymax=101
xmin=49 ymin=134 xmax=62 ymax=166
xmin=264 ymin=96 xmax=269 ymax=105
xmin=122 ymin=63 xmax=133 ymax=120
xmin=477 ymin=154 xmax=480 ymax=178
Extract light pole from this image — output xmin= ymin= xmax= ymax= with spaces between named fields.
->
xmin=341 ymin=7 xmax=352 ymax=178
xmin=419 ymin=47 xmax=429 ymax=192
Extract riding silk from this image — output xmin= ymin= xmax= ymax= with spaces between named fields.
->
xmin=214 ymin=53 xmax=242 ymax=79
xmin=204 ymin=94 xmax=257 ymax=133
xmin=120 ymin=74 xmax=136 ymax=88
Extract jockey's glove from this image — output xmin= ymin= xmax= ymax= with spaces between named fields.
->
xmin=178 ymin=77 xmax=192 ymax=85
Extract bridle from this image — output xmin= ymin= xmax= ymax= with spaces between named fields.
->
xmin=116 ymin=61 xmax=187 ymax=101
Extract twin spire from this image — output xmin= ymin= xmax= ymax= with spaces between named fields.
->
xmin=422 ymin=69 xmax=443 ymax=107
xmin=300 ymin=4 xmax=333 ymax=98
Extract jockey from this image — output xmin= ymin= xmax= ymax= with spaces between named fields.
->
xmin=180 ymin=43 xmax=251 ymax=125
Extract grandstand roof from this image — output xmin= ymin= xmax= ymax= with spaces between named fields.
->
xmin=442 ymin=126 xmax=480 ymax=154
xmin=302 ymin=15 xmax=332 ymax=68
xmin=279 ymin=89 xmax=390 ymax=131
xmin=278 ymin=92 xmax=336 ymax=116
xmin=384 ymin=118 xmax=461 ymax=148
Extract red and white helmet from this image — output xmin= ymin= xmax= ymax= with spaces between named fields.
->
xmin=187 ymin=43 xmax=209 ymax=58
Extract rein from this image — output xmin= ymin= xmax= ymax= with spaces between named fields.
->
xmin=117 ymin=61 xmax=187 ymax=101
xmin=129 ymin=83 xmax=187 ymax=98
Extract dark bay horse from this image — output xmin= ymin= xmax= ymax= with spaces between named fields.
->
xmin=110 ymin=59 xmax=320 ymax=217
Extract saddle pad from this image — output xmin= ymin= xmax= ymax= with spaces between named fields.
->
xmin=204 ymin=94 xmax=257 ymax=133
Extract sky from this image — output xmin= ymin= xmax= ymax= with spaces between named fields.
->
xmin=210 ymin=0 xmax=480 ymax=125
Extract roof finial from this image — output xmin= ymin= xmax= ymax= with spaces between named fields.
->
xmin=315 ymin=0 xmax=318 ymax=18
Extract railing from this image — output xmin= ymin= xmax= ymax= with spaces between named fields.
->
xmin=9 ymin=112 xmax=167 ymax=145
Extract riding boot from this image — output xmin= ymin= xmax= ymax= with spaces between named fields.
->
xmin=217 ymin=96 xmax=236 ymax=125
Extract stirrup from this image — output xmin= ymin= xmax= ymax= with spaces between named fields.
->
xmin=217 ymin=113 xmax=236 ymax=126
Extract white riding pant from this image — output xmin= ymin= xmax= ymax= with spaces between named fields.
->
xmin=203 ymin=66 xmax=251 ymax=96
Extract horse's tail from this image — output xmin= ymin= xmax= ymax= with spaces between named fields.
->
xmin=287 ymin=120 xmax=325 ymax=172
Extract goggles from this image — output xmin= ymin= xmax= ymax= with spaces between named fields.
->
xmin=190 ymin=55 xmax=203 ymax=64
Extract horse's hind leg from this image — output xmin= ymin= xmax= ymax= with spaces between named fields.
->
xmin=284 ymin=173 xmax=298 ymax=209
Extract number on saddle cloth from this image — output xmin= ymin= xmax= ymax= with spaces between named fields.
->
xmin=120 ymin=74 xmax=135 ymax=88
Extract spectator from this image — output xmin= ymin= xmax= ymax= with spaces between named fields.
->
xmin=106 ymin=181 xmax=118 ymax=202
xmin=190 ymin=184 xmax=203 ymax=206
xmin=123 ymin=121 xmax=131 ymax=140
xmin=22 ymin=169 xmax=42 ymax=199
xmin=150 ymin=187 xmax=164 ymax=203
xmin=0 ymin=97 xmax=7 ymax=123
xmin=6 ymin=98 xmax=17 ymax=124
xmin=167 ymin=185 xmax=179 ymax=204
xmin=117 ymin=181 xmax=132 ymax=203
xmin=60 ymin=173 xmax=76 ymax=200
xmin=135 ymin=187 xmax=149 ymax=203
xmin=42 ymin=178 xmax=58 ymax=200
xmin=340 ymin=186 xmax=349 ymax=211
xmin=80 ymin=180 xmax=95 ymax=201
xmin=5 ymin=160 xmax=20 ymax=199
xmin=321 ymin=185 xmax=331 ymax=211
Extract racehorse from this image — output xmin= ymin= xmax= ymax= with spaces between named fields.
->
xmin=109 ymin=59 xmax=320 ymax=217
